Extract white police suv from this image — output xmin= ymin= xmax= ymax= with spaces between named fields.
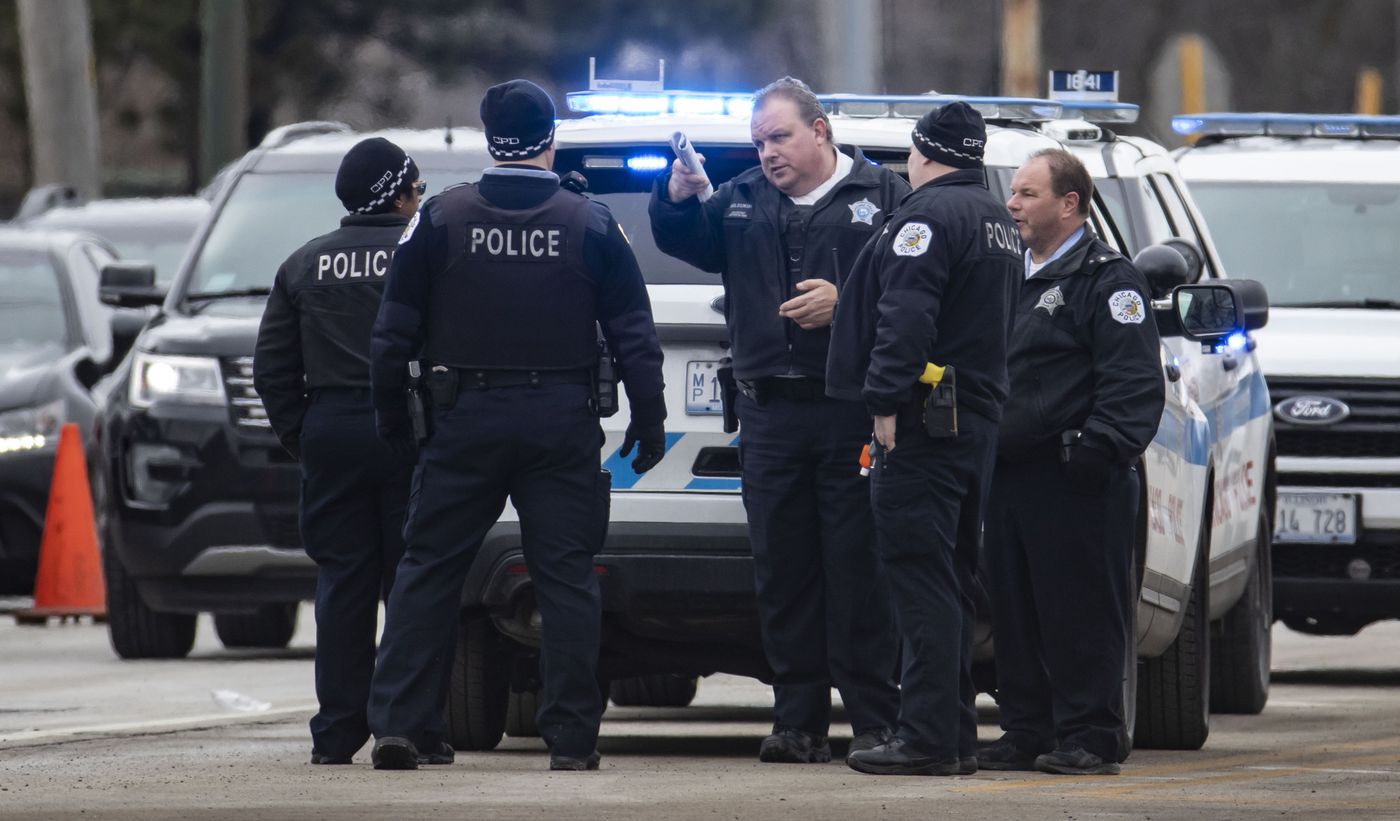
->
xmin=1175 ymin=113 xmax=1400 ymax=639
xmin=1043 ymin=106 xmax=1277 ymax=749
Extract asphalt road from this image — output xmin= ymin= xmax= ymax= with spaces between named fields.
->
xmin=2 ymin=611 xmax=1398 ymax=820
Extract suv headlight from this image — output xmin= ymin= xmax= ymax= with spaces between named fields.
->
xmin=129 ymin=351 xmax=226 ymax=409
xmin=0 ymin=398 xmax=64 ymax=453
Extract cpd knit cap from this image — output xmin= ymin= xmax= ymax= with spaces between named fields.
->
xmin=335 ymin=137 xmax=419 ymax=214
xmin=481 ymin=79 xmax=556 ymax=161
xmin=912 ymin=101 xmax=986 ymax=169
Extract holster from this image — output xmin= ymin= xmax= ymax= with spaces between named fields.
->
xmin=921 ymin=364 xmax=958 ymax=438
xmin=426 ymin=365 xmax=459 ymax=411
xmin=406 ymin=360 xmax=430 ymax=445
xmin=717 ymin=358 xmax=739 ymax=434
xmin=591 ymin=337 xmax=619 ymax=418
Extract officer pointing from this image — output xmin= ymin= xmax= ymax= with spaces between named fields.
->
xmin=828 ymin=102 xmax=1022 ymax=776
xmin=651 ymin=77 xmax=906 ymax=765
xmin=980 ymin=148 xmax=1164 ymax=776
xmin=366 ymin=79 xmax=667 ymax=771
xmin=253 ymin=137 xmax=426 ymax=765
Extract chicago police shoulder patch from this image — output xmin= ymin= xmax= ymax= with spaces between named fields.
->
xmin=398 ymin=211 xmax=420 ymax=245
xmin=1108 ymin=289 xmax=1146 ymax=324
xmin=892 ymin=222 xmax=932 ymax=257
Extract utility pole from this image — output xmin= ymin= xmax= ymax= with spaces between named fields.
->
xmin=199 ymin=0 xmax=249 ymax=186
xmin=821 ymin=0 xmax=881 ymax=93
xmin=16 ymin=0 xmax=102 ymax=201
xmin=1000 ymin=0 xmax=1042 ymax=97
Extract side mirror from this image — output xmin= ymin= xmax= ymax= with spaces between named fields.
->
xmin=1133 ymin=240 xmax=1201 ymax=299
xmin=109 ymin=309 xmax=150 ymax=369
xmin=100 ymin=262 xmax=165 ymax=308
xmin=1167 ymin=280 xmax=1270 ymax=344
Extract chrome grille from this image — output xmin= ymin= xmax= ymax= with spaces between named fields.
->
xmin=1270 ymin=377 xmax=1400 ymax=458
xmin=220 ymin=356 xmax=272 ymax=429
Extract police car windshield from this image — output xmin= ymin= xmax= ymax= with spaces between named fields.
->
xmin=0 ymin=253 xmax=69 ymax=350
xmin=184 ymin=172 xmax=351 ymax=300
xmin=1189 ymin=181 xmax=1400 ymax=305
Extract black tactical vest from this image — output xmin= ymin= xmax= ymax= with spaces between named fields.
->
xmin=426 ymin=183 xmax=597 ymax=370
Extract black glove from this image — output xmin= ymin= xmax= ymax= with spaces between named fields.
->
xmin=1066 ymin=438 xmax=1116 ymax=491
xmin=620 ymin=421 xmax=666 ymax=474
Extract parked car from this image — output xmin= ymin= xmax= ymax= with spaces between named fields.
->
xmin=24 ymin=197 xmax=210 ymax=285
xmin=1175 ymin=112 xmax=1400 ymax=638
xmin=0 ymin=228 xmax=126 ymax=593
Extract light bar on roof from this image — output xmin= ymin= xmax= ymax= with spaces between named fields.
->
xmin=564 ymin=90 xmax=1064 ymax=121
xmin=1056 ymin=101 xmax=1140 ymax=124
xmin=1172 ymin=112 xmax=1400 ymax=139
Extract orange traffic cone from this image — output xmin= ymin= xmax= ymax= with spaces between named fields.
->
xmin=17 ymin=422 xmax=106 ymax=623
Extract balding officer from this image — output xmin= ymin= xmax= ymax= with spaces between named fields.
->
xmin=367 ymin=80 xmax=666 ymax=771
xmin=650 ymin=77 xmax=905 ymax=765
xmin=254 ymin=137 xmax=428 ymax=765
xmin=981 ymin=148 xmax=1164 ymax=776
xmin=829 ymin=102 xmax=1022 ymax=776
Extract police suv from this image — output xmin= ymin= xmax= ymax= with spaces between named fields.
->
xmin=1175 ymin=113 xmax=1400 ymax=638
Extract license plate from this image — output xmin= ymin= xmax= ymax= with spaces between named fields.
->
xmin=685 ymin=360 xmax=723 ymax=415
xmin=1274 ymin=492 xmax=1358 ymax=544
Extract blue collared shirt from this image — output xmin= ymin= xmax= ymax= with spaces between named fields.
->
xmin=1024 ymin=225 xmax=1085 ymax=280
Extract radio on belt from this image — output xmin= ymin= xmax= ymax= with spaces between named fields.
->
xmin=670 ymin=132 xmax=714 ymax=202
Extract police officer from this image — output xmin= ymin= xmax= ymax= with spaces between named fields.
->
xmin=829 ymin=102 xmax=1022 ymax=776
xmin=980 ymin=148 xmax=1164 ymax=776
xmin=366 ymin=79 xmax=667 ymax=772
xmin=649 ymin=77 xmax=905 ymax=764
xmin=253 ymin=137 xmax=430 ymax=765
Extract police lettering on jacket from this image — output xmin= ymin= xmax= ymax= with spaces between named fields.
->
xmin=468 ymin=224 xmax=564 ymax=259
xmin=315 ymin=247 xmax=393 ymax=282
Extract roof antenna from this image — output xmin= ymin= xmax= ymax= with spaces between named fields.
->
xmin=444 ymin=116 xmax=453 ymax=147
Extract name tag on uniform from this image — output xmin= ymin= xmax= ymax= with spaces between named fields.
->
xmin=724 ymin=202 xmax=752 ymax=220
xmin=982 ymin=217 xmax=1023 ymax=258
xmin=467 ymin=224 xmax=565 ymax=261
xmin=315 ymin=247 xmax=393 ymax=284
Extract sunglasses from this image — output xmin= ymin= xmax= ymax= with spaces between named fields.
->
xmin=413 ymin=180 xmax=427 ymax=196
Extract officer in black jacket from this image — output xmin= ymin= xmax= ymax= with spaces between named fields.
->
xmin=253 ymin=137 xmax=426 ymax=766
xmin=366 ymin=80 xmax=667 ymax=772
xmin=979 ymin=148 xmax=1164 ymax=776
xmin=650 ymin=77 xmax=906 ymax=764
xmin=830 ymin=102 xmax=1022 ymax=776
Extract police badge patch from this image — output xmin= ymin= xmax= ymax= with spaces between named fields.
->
xmin=892 ymin=222 xmax=932 ymax=257
xmin=848 ymin=198 xmax=881 ymax=225
xmin=1036 ymin=285 xmax=1065 ymax=316
xmin=398 ymin=211 xmax=420 ymax=245
xmin=1108 ymin=289 xmax=1146 ymax=324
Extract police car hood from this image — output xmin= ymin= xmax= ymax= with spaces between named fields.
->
xmin=1253 ymin=307 xmax=1400 ymax=378
xmin=0 ymin=346 xmax=65 ymax=409
xmin=138 ymin=296 xmax=265 ymax=358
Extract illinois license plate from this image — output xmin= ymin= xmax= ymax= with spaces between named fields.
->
xmin=685 ymin=360 xmax=723 ymax=415
xmin=1274 ymin=492 xmax=1358 ymax=544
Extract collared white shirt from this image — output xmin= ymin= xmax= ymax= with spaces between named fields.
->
xmin=788 ymin=150 xmax=854 ymax=206
xmin=1025 ymin=226 xmax=1085 ymax=280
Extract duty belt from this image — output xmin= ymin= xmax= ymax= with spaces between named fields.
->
xmin=739 ymin=376 xmax=828 ymax=402
xmin=452 ymin=368 xmax=591 ymax=390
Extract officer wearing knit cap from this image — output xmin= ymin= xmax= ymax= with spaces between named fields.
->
xmin=254 ymin=136 xmax=429 ymax=766
xmin=829 ymin=101 xmax=1022 ymax=776
xmin=367 ymin=79 xmax=666 ymax=772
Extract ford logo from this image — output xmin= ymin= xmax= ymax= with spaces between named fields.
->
xmin=1274 ymin=395 xmax=1351 ymax=426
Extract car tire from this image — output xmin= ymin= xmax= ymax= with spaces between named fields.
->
xmin=213 ymin=604 xmax=298 ymax=650
xmin=1210 ymin=509 xmax=1272 ymax=714
xmin=505 ymin=688 xmax=540 ymax=738
xmin=103 ymin=540 xmax=196 ymax=660
xmin=1282 ymin=614 xmax=1370 ymax=636
xmin=444 ymin=616 xmax=508 ymax=751
xmin=1136 ymin=503 xmax=1211 ymax=750
xmin=1118 ymin=570 xmax=1140 ymax=763
xmin=609 ymin=674 xmax=699 ymax=708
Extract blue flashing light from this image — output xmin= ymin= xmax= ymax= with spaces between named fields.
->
xmin=1055 ymin=101 xmax=1140 ymax=124
xmin=1173 ymin=112 xmax=1400 ymax=139
xmin=565 ymin=90 xmax=1068 ymax=122
xmin=1226 ymin=332 xmax=1248 ymax=350
xmin=625 ymin=154 xmax=669 ymax=172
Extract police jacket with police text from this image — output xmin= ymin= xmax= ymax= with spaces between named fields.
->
xmin=371 ymin=167 xmax=666 ymax=438
xmin=826 ymin=169 xmax=1022 ymax=422
xmin=996 ymin=230 xmax=1165 ymax=465
xmin=254 ymin=212 xmax=408 ymax=458
xmin=649 ymin=147 xmax=909 ymax=381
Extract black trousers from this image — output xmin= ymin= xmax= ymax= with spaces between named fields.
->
xmin=736 ymin=393 xmax=899 ymax=738
xmin=368 ymin=383 xmax=608 ymax=758
xmin=299 ymin=391 xmax=413 ymax=759
xmin=984 ymin=456 xmax=1138 ymax=761
xmin=869 ymin=410 xmax=997 ymax=760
